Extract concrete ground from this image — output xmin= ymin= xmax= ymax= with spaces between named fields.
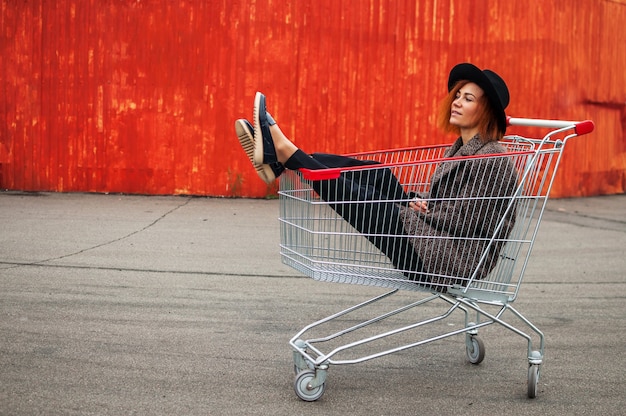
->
xmin=0 ymin=192 xmax=624 ymax=415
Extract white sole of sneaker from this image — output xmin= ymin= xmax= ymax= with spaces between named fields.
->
xmin=252 ymin=92 xmax=264 ymax=166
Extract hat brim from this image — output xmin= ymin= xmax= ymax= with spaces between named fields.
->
xmin=447 ymin=63 xmax=507 ymax=133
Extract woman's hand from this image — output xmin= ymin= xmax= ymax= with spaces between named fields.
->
xmin=409 ymin=199 xmax=430 ymax=214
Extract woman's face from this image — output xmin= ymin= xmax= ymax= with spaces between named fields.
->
xmin=449 ymin=82 xmax=484 ymax=131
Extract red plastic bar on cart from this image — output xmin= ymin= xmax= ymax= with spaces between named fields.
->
xmin=299 ymin=168 xmax=342 ymax=181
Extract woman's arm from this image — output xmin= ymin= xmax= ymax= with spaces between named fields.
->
xmin=422 ymin=156 xmax=518 ymax=238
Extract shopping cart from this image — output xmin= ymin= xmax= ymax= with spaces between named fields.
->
xmin=279 ymin=117 xmax=595 ymax=401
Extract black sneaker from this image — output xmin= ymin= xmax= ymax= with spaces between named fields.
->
xmin=253 ymin=92 xmax=279 ymax=166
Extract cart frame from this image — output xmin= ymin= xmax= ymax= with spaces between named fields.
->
xmin=279 ymin=118 xmax=594 ymax=401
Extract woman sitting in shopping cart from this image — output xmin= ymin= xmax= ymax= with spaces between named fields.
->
xmin=235 ymin=63 xmax=519 ymax=289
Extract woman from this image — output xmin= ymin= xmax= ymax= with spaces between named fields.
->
xmin=235 ymin=63 xmax=518 ymax=287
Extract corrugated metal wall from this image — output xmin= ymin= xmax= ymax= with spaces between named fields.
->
xmin=1 ymin=0 xmax=625 ymax=197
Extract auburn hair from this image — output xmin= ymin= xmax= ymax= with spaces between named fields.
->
xmin=437 ymin=80 xmax=504 ymax=142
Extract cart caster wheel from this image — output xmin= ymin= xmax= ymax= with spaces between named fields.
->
xmin=466 ymin=336 xmax=485 ymax=364
xmin=294 ymin=370 xmax=325 ymax=402
xmin=528 ymin=364 xmax=540 ymax=398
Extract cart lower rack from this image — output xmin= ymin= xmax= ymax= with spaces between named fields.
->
xmin=279 ymin=117 xmax=594 ymax=401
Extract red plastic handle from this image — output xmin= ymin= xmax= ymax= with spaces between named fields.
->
xmin=574 ymin=120 xmax=595 ymax=136
xmin=299 ymin=168 xmax=342 ymax=181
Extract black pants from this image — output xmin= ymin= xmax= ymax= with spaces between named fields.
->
xmin=284 ymin=150 xmax=422 ymax=277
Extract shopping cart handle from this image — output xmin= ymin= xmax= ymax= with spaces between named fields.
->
xmin=299 ymin=167 xmax=342 ymax=181
xmin=507 ymin=117 xmax=595 ymax=136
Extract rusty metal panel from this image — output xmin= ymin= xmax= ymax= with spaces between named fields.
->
xmin=1 ymin=0 xmax=624 ymax=197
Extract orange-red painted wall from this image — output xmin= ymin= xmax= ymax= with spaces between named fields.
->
xmin=2 ymin=0 xmax=625 ymax=197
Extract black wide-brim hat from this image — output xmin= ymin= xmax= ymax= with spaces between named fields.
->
xmin=447 ymin=63 xmax=510 ymax=133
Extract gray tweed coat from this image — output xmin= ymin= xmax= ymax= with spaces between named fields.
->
xmin=399 ymin=136 xmax=518 ymax=286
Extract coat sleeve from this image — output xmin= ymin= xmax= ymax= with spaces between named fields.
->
xmin=423 ymin=156 xmax=518 ymax=239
